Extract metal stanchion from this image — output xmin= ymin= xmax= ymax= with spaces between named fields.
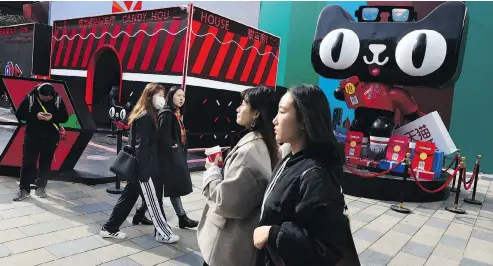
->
xmin=107 ymin=122 xmax=117 ymax=138
xmin=450 ymin=149 xmax=460 ymax=192
xmin=446 ymin=157 xmax=466 ymax=214
xmin=391 ymin=153 xmax=412 ymax=214
xmin=106 ymin=128 xmax=125 ymax=194
xmin=464 ymin=155 xmax=482 ymax=205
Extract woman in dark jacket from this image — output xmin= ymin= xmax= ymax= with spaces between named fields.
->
xmin=157 ymin=86 xmax=198 ymax=229
xmin=253 ymin=84 xmax=359 ymax=266
xmin=100 ymin=83 xmax=179 ymax=244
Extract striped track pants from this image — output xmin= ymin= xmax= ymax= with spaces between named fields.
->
xmin=139 ymin=178 xmax=174 ymax=238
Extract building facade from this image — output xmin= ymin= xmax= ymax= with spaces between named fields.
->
xmin=48 ymin=1 xmax=492 ymax=172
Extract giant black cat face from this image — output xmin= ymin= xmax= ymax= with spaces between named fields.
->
xmin=312 ymin=1 xmax=468 ymax=88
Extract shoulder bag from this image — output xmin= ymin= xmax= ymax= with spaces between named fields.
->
xmin=36 ymin=96 xmax=66 ymax=140
xmin=109 ymin=122 xmax=137 ymax=182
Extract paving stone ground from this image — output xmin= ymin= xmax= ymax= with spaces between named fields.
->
xmin=0 ymin=171 xmax=492 ymax=266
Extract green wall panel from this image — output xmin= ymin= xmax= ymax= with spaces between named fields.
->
xmin=450 ymin=2 xmax=493 ymax=172
xmin=258 ymin=1 xmax=292 ymax=87
xmin=282 ymin=1 xmax=326 ymax=88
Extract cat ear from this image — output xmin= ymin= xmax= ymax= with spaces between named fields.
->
xmin=314 ymin=5 xmax=353 ymax=41
xmin=421 ymin=2 xmax=467 ymax=34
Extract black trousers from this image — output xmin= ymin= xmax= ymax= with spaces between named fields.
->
xmin=103 ymin=177 xmax=164 ymax=233
xmin=20 ymin=133 xmax=59 ymax=192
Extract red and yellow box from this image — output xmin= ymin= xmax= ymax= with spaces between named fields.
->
xmin=411 ymin=141 xmax=436 ymax=172
xmin=340 ymin=76 xmax=365 ymax=109
xmin=345 ymin=131 xmax=364 ymax=158
xmin=386 ymin=135 xmax=409 ymax=162
xmin=409 ymin=169 xmax=435 ymax=181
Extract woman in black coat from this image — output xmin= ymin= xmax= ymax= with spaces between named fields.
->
xmin=100 ymin=83 xmax=179 ymax=244
xmin=253 ymin=84 xmax=359 ymax=266
xmin=157 ymin=86 xmax=198 ymax=229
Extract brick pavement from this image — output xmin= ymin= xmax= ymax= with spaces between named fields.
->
xmin=0 ymin=172 xmax=492 ymax=266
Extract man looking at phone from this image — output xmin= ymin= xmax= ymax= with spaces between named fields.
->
xmin=13 ymin=83 xmax=69 ymax=201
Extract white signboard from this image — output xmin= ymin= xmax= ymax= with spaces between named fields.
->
xmin=393 ymin=111 xmax=457 ymax=155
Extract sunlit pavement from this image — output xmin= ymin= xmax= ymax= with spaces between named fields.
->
xmin=0 ymin=171 xmax=492 ymax=265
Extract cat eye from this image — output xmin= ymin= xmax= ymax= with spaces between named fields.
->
xmin=395 ymin=30 xmax=447 ymax=76
xmin=318 ymin=29 xmax=360 ymax=70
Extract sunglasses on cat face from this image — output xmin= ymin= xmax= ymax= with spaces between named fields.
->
xmin=355 ymin=6 xmax=417 ymax=22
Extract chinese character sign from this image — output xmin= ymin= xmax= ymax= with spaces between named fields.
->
xmin=393 ymin=111 xmax=457 ymax=155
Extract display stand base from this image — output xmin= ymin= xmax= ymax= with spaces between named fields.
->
xmin=390 ymin=204 xmax=411 ymax=214
xmin=106 ymin=187 xmax=124 ymax=194
xmin=464 ymin=198 xmax=482 ymax=205
xmin=450 ymin=187 xmax=458 ymax=193
xmin=340 ymin=170 xmax=450 ymax=202
xmin=445 ymin=205 xmax=466 ymax=214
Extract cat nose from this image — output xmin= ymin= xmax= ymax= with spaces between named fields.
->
xmin=363 ymin=44 xmax=389 ymax=66
xmin=369 ymin=44 xmax=387 ymax=55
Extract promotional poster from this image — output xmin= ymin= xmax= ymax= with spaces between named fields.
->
xmin=0 ymin=24 xmax=34 ymax=77
xmin=0 ymin=23 xmax=52 ymax=78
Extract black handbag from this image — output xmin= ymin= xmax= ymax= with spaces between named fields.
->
xmin=109 ymin=122 xmax=138 ymax=181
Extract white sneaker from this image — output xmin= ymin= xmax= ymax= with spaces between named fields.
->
xmin=99 ymin=227 xmax=126 ymax=239
xmin=155 ymin=232 xmax=180 ymax=244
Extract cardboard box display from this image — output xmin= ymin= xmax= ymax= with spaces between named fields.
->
xmin=411 ymin=141 xmax=436 ymax=172
xmin=378 ymin=160 xmax=406 ymax=173
xmin=359 ymin=158 xmax=379 ymax=168
xmin=393 ymin=111 xmax=457 ymax=155
xmin=386 ymin=135 xmax=409 ymax=162
xmin=409 ymin=169 xmax=435 ymax=181
xmin=346 ymin=157 xmax=361 ymax=166
xmin=345 ymin=131 xmax=364 ymax=158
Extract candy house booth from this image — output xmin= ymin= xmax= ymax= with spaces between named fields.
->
xmin=50 ymin=4 xmax=280 ymax=149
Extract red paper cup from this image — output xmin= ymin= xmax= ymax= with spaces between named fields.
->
xmin=205 ymin=146 xmax=223 ymax=167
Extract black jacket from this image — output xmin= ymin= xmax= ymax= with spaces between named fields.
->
xmin=130 ymin=112 xmax=159 ymax=181
xmin=258 ymin=150 xmax=350 ymax=266
xmin=157 ymin=107 xmax=193 ymax=197
xmin=16 ymin=92 xmax=69 ymax=136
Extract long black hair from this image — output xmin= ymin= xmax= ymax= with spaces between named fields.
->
xmin=165 ymin=86 xmax=185 ymax=114
xmin=240 ymin=86 xmax=279 ymax=169
xmin=289 ymin=84 xmax=344 ymax=166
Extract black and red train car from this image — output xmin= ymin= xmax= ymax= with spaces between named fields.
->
xmin=50 ymin=4 xmax=280 ymax=148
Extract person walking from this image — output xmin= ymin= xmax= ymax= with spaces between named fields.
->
xmin=157 ymin=86 xmax=198 ymax=230
xmin=253 ymin=84 xmax=359 ymax=266
xmin=100 ymin=83 xmax=179 ymax=244
xmin=107 ymin=74 xmax=119 ymax=138
xmin=198 ymin=86 xmax=279 ymax=266
xmin=13 ymin=83 xmax=68 ymax=201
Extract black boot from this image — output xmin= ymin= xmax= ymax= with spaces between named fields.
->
xmin=178 ymin=214 xmax=198 ymax=229
xmin=132 ymin=214 xmax=153 ymax=225
xmin=132 ymin=206 xmax=153 ymax=225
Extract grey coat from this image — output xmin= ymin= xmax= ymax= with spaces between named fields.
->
xmin=197 ymin=132 xmax=272 ymax=266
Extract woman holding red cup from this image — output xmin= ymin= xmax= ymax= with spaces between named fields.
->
xmin=198 ymin=86 xmax=280 ymax=266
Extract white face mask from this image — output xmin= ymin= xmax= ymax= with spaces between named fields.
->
xmin=152 ymin=95 xmax=166 ymax=109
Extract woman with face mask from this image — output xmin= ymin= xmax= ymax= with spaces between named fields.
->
xmin=198 ymin=86 xmax=279 ymax=266
xmin=100 ymin=83 xmax=179 ymax=244
xmin=253 ymin=84 xmax=359 ymax=266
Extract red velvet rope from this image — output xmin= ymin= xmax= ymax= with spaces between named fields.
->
xmin=462 ymin=164 xmax=478 ymax=190
xmin=343 ymin=159 xmax=405 ymax=178
xmin=114 ymin=121 xmax=130 ymax=130
xmin=410 ymin=165 xmax=461 ymax=193
xmin=443 ymin=155 xmax=459 ymax=172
